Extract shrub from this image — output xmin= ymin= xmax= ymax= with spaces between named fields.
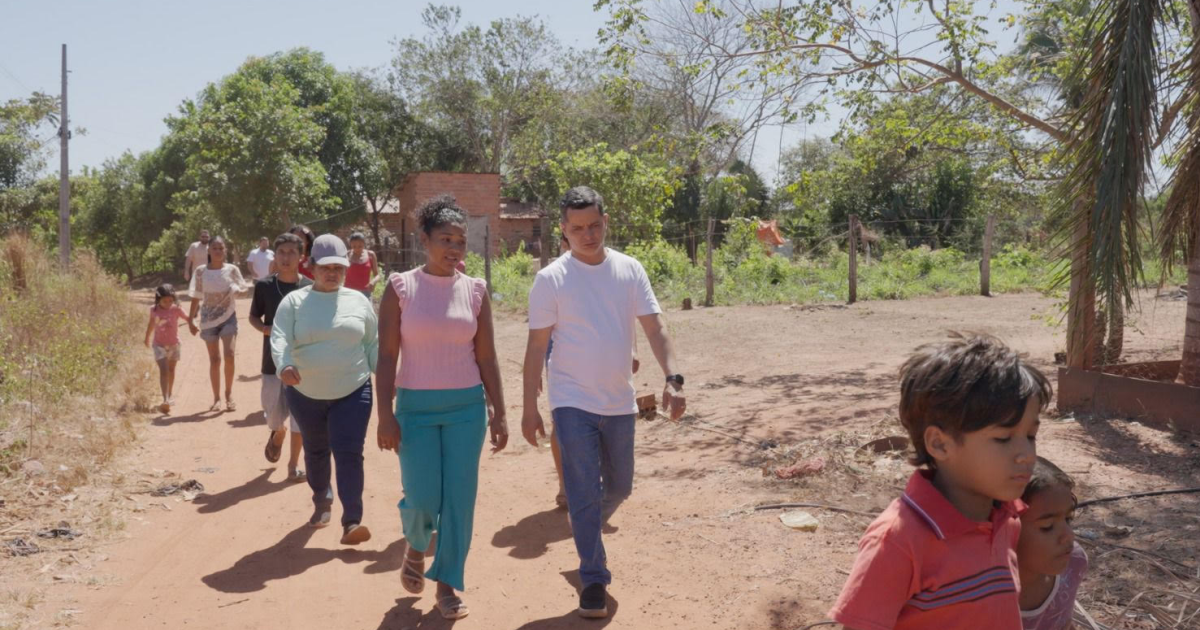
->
xmin=0 ymin=236 xmax=151 ymax=488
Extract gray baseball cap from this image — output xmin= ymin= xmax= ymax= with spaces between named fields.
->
xmin=310 ymin=234 xmax=349 ymax=267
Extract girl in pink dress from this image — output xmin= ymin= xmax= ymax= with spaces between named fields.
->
xmin=143 ymin=284 xmax=198 ymax=414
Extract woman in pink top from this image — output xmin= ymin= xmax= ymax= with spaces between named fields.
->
xmin=376 ymin=195 xmax=507 ymax=620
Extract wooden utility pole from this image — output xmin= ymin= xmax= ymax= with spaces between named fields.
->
xmin=58 ymin=44 xmax=70 ymax=267
xmin=848 ymin=215 xmax=859 ymax=304
xmin=981 ymin=214 xmax=996 ymax=296
xmin=704 ymin=218 xmax=715 ymax=307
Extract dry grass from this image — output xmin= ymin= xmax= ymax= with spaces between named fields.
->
xmin=0 ymin=236 xmax=154 ymax=628
xmin=0 ymin=236 xmax=153 ymax=491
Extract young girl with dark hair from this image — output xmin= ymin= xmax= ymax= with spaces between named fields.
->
xmin=144 ymin=284 xmax=198 ymax=414
xmin=188 ymin=236 xmax=248 ymax=412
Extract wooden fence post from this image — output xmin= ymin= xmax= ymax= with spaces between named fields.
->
xmin=539 ymin=215 xmax=549 ymax=269
xmin=704 ymin=218 xmax=715 ymax=307
xmin=484 ymin=222 xmax=492 ymax=293
xmin=981 ymin=214 xmax=996 ymax=297
xmin=848 ymin=214 xmax=858 ymax=304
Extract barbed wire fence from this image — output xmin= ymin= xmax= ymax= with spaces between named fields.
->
xmin=345 ymin=213 xmax=1013 ymax=305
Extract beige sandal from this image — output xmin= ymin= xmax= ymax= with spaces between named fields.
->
xmin=401 ymin=543 xmax=426 ymax=594
xmin=436 ymin=595 xmax=469 ymax=620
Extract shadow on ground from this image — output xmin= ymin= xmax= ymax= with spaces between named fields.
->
xmin=192 ymin=469 xmax=297 ymax=514
xmin=490 ymin=508 xmax=572 ymax=560
xmin=228 ymin=410 xmax=265 ymax=428
xmin=512 ymin=570 xmax=619 ymax=629
xmin=202 ymin=526 xmax=406 ymax=594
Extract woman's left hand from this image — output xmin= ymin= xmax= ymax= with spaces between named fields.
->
xmin=488 ymin=408 xmax=509 ymax=454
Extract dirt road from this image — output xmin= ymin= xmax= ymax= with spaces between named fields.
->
xmin=34 ymin=290 xmax=1197 ymax=629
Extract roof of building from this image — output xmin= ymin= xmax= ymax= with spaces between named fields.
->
xmin=499 ymin=199 xmax=543 ymax=220
xmin=363 ymin=197 xmax=402 ymax=214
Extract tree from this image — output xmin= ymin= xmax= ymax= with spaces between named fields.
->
xmin=595 ymin=0 xmax=1136 ymax=367
xmin=169 ymin=56 xmax=337 ymax=242
xmin=390 ymin=4 xmax=564 ymax=174
xmin=351 ymin=72 xmax=449 ymax=252
xmin=1 ymin=93 xmax=59 ymax=234
xmin=542 ymin=143 xmax=678 ymax=244
xmin=79 ymin=153 xmax=145 ymax=283
xmin=1155 ymin=0 xmax=1200 ymax=385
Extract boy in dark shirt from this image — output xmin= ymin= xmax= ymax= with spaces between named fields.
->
xmin=249 ymin=233 xmax=312 ymax=480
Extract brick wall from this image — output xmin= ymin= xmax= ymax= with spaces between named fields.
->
xmin=394 ymin=172 xmax=501 ymax=267
xmin=497 ymin=217 xmax=542 ymax=255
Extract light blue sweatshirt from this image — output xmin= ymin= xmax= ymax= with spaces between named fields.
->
xmin=271 ymin=286 xmax=378 ymax=400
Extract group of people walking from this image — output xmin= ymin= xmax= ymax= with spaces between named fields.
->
xmin=148 ymin=186 xmax=687 ymax=620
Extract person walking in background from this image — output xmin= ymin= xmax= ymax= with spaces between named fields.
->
xmin=344 ymin=232 xmax=381 ymax=299
xmin=249 ymin=233 xmax=310 ymax=483
xmin=144 ymin=284 xmax=197 ymax=415
xmin=289 ymin=225 xmax=316 ymax=280
xmin=376 ymin=196 xmax=507 ymax=620
xmin=271 ymin=234 xmax=379 ymax=544
xmin=246 ymin=236 xmax=275 ymax=282
xmin=521 ymin=186 xmax=687 ymax=619
xmin=183 ymin=229 xmax=211 ymax=283
xmin=188 ymin=236 xmax=246 ymax=413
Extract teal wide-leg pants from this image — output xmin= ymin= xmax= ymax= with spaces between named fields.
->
xmin=395 ymin=385 xmax=486 ymax=592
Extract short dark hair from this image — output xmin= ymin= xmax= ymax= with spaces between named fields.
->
xmin=288 ymin=224 xmax=314 ymax=255
xmin=1022 ymin=456 xmax=1077 ymax=506
xmin=560 ymin=186 xmax=605 ymax=220
xmin=349 ymin=232 xmax=366 ymax=243
xmin=274 ymin=232 xmax=303 ymax=252
xmin=898 ymin=332 xmax=1052 ymax=467
xmin=417 ymin=195 xmax=467 ymax=235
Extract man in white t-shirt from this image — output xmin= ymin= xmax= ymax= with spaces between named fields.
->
xmin=246 ymin=236 xmax=275 ymax=281
xmin=522 ymin=185 xmax=687 ymax=620
xmin=183 ymin=229 xmax=211 ymax=282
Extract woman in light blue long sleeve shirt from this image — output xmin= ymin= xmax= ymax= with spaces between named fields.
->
xmin=271 ymin=234 xmax=379 ymax=545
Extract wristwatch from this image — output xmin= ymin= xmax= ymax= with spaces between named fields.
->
xmin=666 ymin=374 xmax=685 ymax=388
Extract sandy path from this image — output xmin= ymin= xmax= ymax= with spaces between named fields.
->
xmin=39 ymin=290 xmax=1194 ymax=629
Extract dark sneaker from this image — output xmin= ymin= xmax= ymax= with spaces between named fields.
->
xmin=577 ymin=583 xmax=608 ymax=619
xmin=308 ymin=505 xmax=332 ymax=528
xmin=340 ymin=522 xmax=371 ymax=545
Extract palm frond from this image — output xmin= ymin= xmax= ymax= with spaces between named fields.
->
xmin=1050 ymin=0 xmax=1163 ymax=318
xmin=1158 ymin=29 xmax=1200 ymax=272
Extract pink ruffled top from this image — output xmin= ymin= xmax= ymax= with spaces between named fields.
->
xmin=390 ymin=268 xmax=487 ymax=390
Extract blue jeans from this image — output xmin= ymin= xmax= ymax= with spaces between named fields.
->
xmin=285 ymin=379 xmax=373 ymax=527
xmin=552 ymin=407 xmax=636 ymax=587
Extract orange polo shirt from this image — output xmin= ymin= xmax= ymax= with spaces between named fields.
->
xmin=829 ymin=470 xmax=1026 ymax=630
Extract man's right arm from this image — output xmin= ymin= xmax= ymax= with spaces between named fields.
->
xmin=521 ymin=326 xmax=552 ymax=446
xmin=248 ymin=283 xmax=269 ymax=335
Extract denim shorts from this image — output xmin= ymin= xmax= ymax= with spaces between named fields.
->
xmin=199 ymin=316 xmax=238 ymax=342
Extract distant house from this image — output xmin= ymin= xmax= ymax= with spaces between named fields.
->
xmin=343 ymin=173 xmax=548 ymax=271
xmin=497 ymin=198 xmax=545 ymax=256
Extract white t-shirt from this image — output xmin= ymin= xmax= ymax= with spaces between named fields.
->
xmin=184 ymin=241 xmax=209 ymax=279
xmin=246 ymin=248 xmax=274 ymax=279
xmin=188 ymin=263 xmax=247 ymax=329
xmin=528 ymin=249 xmax=661 ymax=416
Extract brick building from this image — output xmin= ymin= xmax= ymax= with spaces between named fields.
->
xmin=497 ymin=198 xmax=545 ymax=256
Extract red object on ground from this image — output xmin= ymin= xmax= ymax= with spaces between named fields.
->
xmin=756 ymin=220 xmax=785 ymax=254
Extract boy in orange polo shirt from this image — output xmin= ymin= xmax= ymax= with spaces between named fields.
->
xmin=829 ymin=333 xmax=1051 ymax=630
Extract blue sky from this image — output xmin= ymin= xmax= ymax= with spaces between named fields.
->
xmin=2 ymin=0 xmax=1025 ymax=184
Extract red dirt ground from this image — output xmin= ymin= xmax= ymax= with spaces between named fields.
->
xmin=7 ymin=290 xmax=1198 ymax=629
